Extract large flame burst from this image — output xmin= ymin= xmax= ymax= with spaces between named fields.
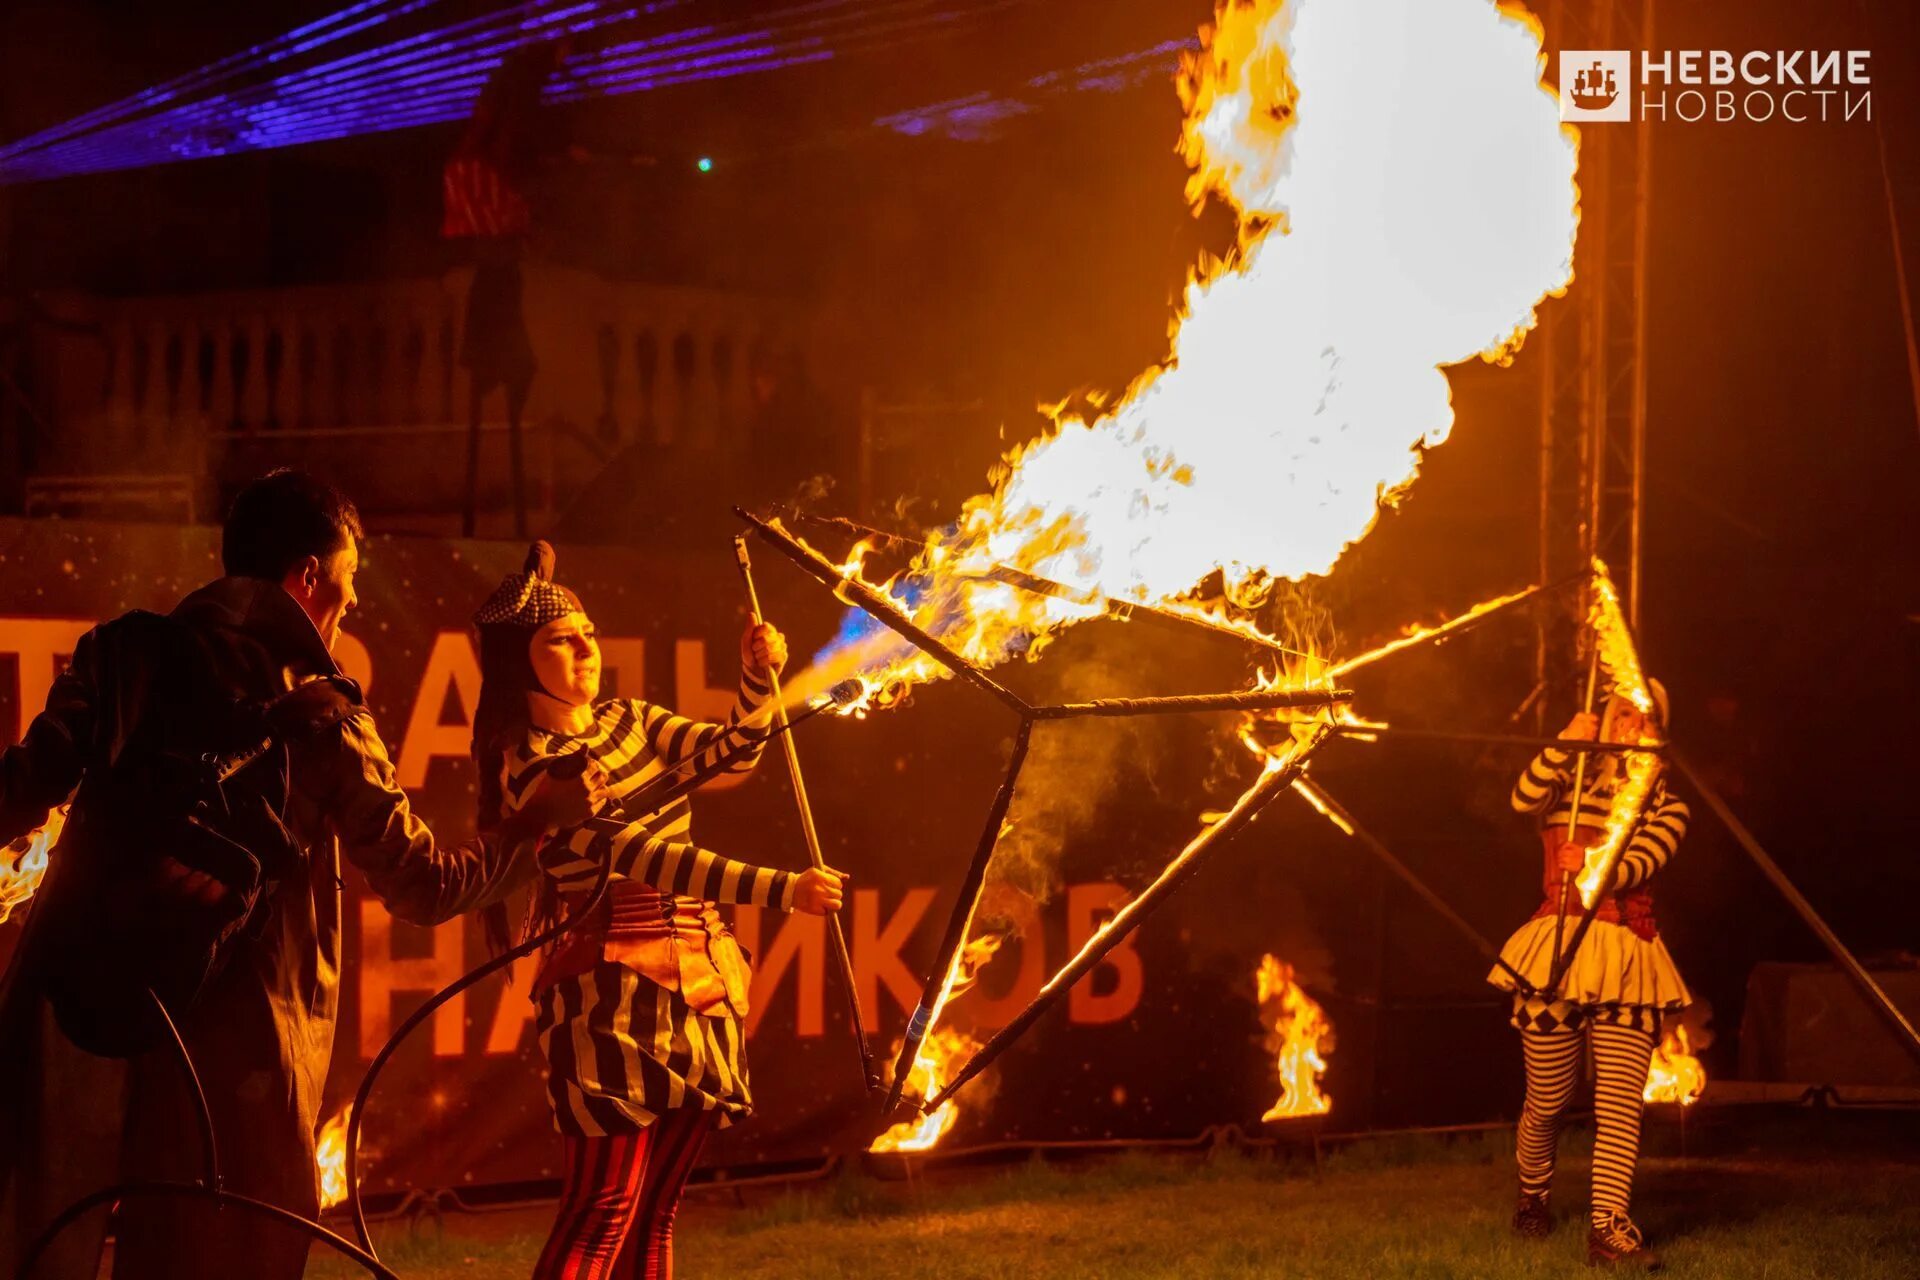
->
xmin=1257 ymin=954 xmax=1334 ymax=1119
xmin=0 ymin=806 xmax=65 ymax=926
xmin=802 ymin=0 xmax=1578 ymax=711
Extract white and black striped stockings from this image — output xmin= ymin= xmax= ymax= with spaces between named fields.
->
xmin=1516 ymin=1022 xmax=1657 ymax=1231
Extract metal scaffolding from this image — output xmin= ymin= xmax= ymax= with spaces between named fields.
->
xmin=1535 ymin=0 xmax=1656 ymax=723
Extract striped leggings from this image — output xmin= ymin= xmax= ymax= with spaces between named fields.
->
xmin=532 ymin=1108 xmax=718 ymax=1280
xmin=1516 ymin=1022 xmax=1656 ymax=1225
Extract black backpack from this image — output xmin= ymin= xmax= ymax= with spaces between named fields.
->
xmin=38 ymin=610 xmax=361 ymax=1058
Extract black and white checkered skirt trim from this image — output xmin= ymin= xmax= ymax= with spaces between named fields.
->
xmin=1507 ymin=994 xmax=1681 ymax=1035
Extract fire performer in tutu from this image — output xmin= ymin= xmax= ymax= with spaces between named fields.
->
xmin=1489 ymin=681 xmax=1689 ymax=1269
xmin=470 ymin=543 xmax=844 ymax=1280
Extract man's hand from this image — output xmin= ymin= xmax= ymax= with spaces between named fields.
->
xmin=1561 ymin=711 xmax=1599 ymax=741
xmin=743 ymin=622 xmax=788 ymax=678
xmin=158 ymin=856 xmax=231 ymax=908
xmin=792 ymin=865 xmax=846 ymax=915
xmin=516 ymin=760 xmax=610 ymax=834
xmin=1554 ymin=841 xmax=1588 ymax=875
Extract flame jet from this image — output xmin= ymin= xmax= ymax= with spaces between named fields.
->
xmin=806 ymin=0 xmax=1579 ymax=707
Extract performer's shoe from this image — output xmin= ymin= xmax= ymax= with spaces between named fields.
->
xmin=1587 ymin=1212 xmax=1661 ymax=1269
xmin=1511 ymin=1190 xmax=1553 ymax=1238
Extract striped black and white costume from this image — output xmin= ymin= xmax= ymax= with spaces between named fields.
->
xmin=1489 ymin=744 xmax=1691 ymax=1033
xmin=500 ymin=667 xmax=800 ymax=1138
xmin=1489 ymin=742 xmax=1691 ymax=1239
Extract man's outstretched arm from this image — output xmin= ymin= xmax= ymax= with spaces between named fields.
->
xmin=326 ymin=710 xmax=599 ymax=925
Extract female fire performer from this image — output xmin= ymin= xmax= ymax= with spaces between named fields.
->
xmin=471 ymin=542 xmax=844 ymax=1280
xmin=1489 ymin=680 xmax=1689 ymax=1270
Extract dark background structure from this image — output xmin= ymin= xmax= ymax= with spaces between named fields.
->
xmin=2 ymin=0 xmax=1918 ymax=1178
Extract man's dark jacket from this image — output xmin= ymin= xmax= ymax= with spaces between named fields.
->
xmin=0 ymin=577 xmax=526 ymax=1279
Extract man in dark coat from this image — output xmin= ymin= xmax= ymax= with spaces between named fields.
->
xmin=0 ymin=469 xmax=598 ymax=1279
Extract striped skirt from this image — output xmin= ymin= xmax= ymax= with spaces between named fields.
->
xmin=535 ymin=962 xmax=752 ymax=1137
xmin=1488 ymin=915 xmax=1690 ymax=1035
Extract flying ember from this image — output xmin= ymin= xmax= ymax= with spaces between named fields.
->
xmin=804 ymin=0 xmax=1578 ymax=708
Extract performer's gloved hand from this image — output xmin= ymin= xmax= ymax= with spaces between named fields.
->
xmin=743 ymin=622 xmax=788 ymax=677
xmin=793 ymin=865 xmax=846 ymax=914
xmin=1562 ymin=710 xmax=1599 ymax=741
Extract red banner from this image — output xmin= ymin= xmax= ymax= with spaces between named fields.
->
xmin=1 ymin=517 xmax=1347 ymax=1193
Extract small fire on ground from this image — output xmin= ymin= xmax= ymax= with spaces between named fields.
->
xmin=1257 ymin=954 xmax=1333 ymax=1120
xmin=870 ymin=933 xmax=1004 ymax=1153
xmin=869 ymin=1026 xmax=985 ymax=1154
xmin=0 ymin=805 xmax=66 ymax=925
xmin=1643 ymin=1023 xmax=1707 ymax=1107
xmin=317 ymin=1106 xmax=353 ymax=1210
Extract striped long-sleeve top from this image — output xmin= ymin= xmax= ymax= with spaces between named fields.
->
xmin=1512 ymin=746 xmax=1688 ymax=895
xmin=502 ymin=667 xmax=798 ymax=911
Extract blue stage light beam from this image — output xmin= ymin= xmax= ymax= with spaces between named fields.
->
xmin=0 ymin=0 xmax=444 ymax=164
xmin=0 ymin=0 xmax=1030 ymax=184
xmin=3 ymin=0 xmax=646 ymax=180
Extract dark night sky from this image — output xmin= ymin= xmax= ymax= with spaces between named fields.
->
xmin=2 ymin=0 xmax=1917 ymax=1076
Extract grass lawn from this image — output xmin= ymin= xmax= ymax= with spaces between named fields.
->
xmin=310 ymin=1114 xmax=1920 ymax=1279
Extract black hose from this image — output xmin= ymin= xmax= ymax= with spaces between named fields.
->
xmin=146 ymin=985 xmax=220 ymax=1193
xmin=344 ymin=821 xmax=615 ymax=1257
xmin=19 ymin=1182 xmax=399 ymax=1280
xmin=22 ymin=990 xmax=385 ymax=1277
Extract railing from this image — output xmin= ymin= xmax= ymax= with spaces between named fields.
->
xmin=26 ymin=266 xmax=808 ymax=521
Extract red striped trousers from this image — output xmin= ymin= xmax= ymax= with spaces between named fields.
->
xmin=531 ymin=1108 xmax=718 ymax=1280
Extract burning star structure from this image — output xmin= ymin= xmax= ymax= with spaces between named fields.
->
xmin=737 ymin=0 xmax=1583 ymax=1138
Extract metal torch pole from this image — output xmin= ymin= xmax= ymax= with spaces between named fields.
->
xmin=733 ymin=536 xmax=880 ymax=1091
xmin=1551 ymin=648 xmax=1603 ymax=992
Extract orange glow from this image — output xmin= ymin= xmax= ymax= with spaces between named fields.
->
xmin=1288 ymin=778 xmax=1353 ymax=835
xmin=0 ymin=805 xmax=66 ymax=925
xmin=1256 ymin=955 xmax=1333 ymax=1119
xmin=1643 ymin=1023 xmax=1707 ymax=1106
xmin=316 ymin=1106 xmax=352 ymax=1210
